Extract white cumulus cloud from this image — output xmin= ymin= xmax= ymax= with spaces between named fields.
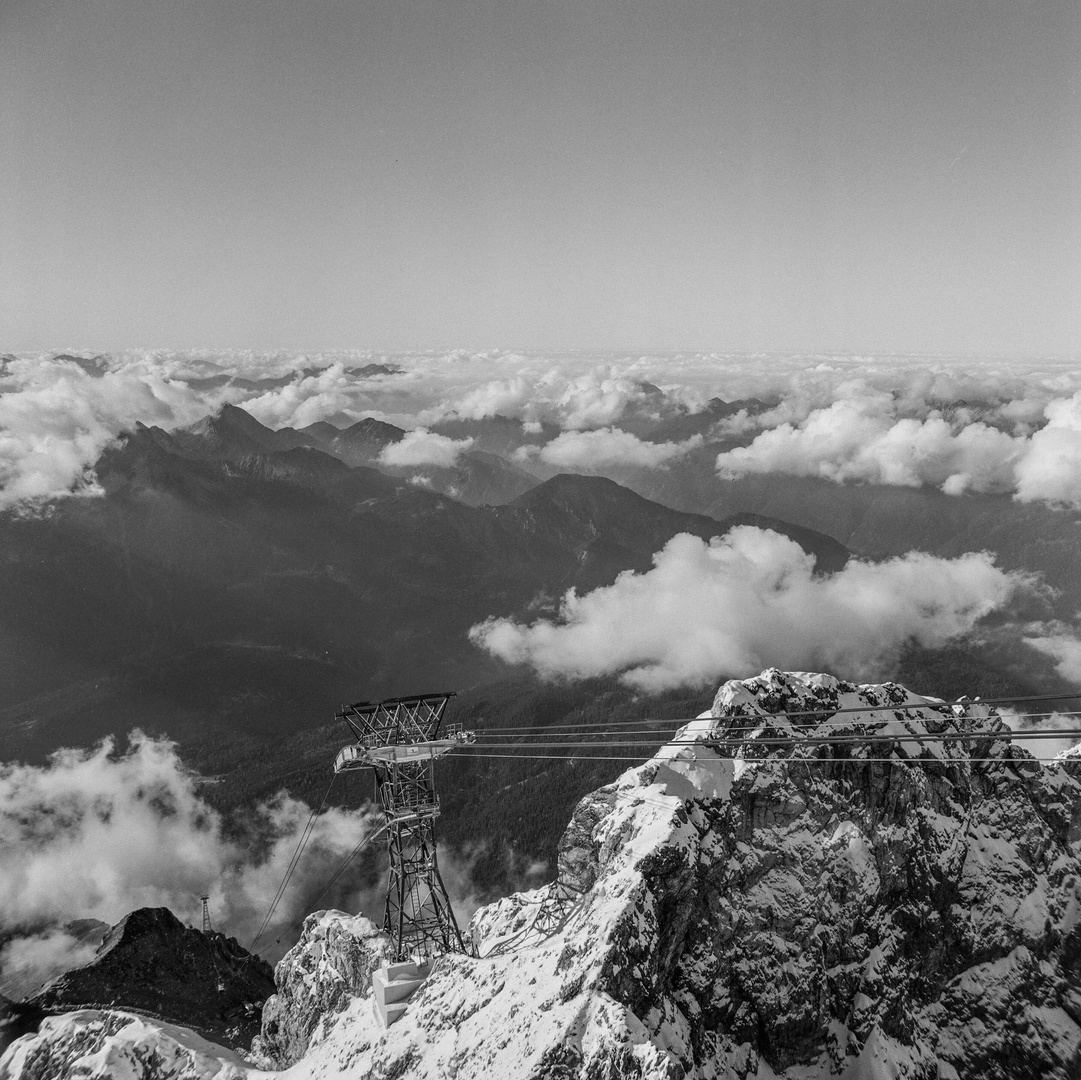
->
xmin=241 ymin=362 xmax=367 ymax=429
xmin=446 ymin=365 xmax=683 ymax=430
xmin=715 ymin=394 xmax=1024 ymax=495
xmin=470 ymin=527 xmax=1027 ymax=691
xmin=0 ymin=929 xmax=103 ymax=1001
xmin=379 ymin=428 xmax=474 ymax=467
xmin=715 ymin=387 xmax=1081 ymax=507
xmin=1013 ymin=392 xmax=1081 ymax=507
xmin=999 ymin=708 xmax=1081 ymax=761
xmin=0 ymin=732 xmax=380 ymax=977
xmin=1022 ymin=629 xmax=1081 ymax=686
xmin=0 ymin=360 xmax=215 ymax=511
xmin=516 ymin=428 xmax=702 ymax=471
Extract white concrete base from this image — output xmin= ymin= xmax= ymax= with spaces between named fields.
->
xmin=372 ymin=959 xmax=432 ymax=1028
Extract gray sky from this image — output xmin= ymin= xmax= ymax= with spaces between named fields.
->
xmin=2 ymin=0 xmax=1078 ymax=355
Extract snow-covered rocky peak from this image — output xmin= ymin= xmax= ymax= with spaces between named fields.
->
xmin=4 ymin=670 xmax=1080 ymax=1079
xmin=254 ymin=910 xmax=391 ymax=1068
xmin=0 ymin=1010 xmax=258 ymax=1080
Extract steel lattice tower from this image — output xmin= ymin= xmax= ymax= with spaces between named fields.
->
xmin=334 ymin=692 xmax=474 ymax=962
xmin=200 ymin=894 xmax=212 ymax=934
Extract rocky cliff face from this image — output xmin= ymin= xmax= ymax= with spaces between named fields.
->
xmin=3 ymin=670 xmax=1080 ymax=1079
xmin=254 ymin=910 xmax=391 ymax=1068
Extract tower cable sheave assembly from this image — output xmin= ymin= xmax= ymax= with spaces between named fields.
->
xmin=334 ymin=691 xmax=475 ymax=962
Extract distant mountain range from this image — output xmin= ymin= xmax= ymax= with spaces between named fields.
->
xmin=3 ymin=401 xmax=1071 ymax=905
xmin=153 ymin=403 xmax=537 ymax=506
xmin=0 ymin=405 xmax=849 ymax=776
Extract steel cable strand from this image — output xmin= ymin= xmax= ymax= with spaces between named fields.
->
xmin=278 ymin=821 xmax=391 ymax=941
xmin=248 ymin=773 xmax=336 ymax=956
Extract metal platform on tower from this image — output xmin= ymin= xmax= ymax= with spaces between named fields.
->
xmin=334 ymin=692 xmax=475 ymax=962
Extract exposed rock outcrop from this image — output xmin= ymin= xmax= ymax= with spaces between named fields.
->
xmin=351 ymin=670 xmax=1081 ymax=1079
xmin=253 ymin=910 xmax=391 ymax=1068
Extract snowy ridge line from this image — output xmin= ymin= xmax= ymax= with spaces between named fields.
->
xmin=709 ymin=688 xmax=1081 ymax=716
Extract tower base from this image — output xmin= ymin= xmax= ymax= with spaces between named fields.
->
xmin=372 ymin=959 xmax=432 ymax=1028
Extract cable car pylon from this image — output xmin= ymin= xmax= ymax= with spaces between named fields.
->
xmin=334 ymin=691 xmax=475 ymax=963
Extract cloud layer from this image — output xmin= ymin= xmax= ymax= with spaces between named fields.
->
xmin=515 ymin=428 xmax=702 ymax=471
xmin=1023 ymin=630 xmax=1081 ymax=686
xmin=379 ymin=428 xmax=474 ymax=468
xmin=0 ymin=732 xmax=379 ymax=990
xmin=0 ymin=357 xmax=215 ymax=510
xmin=470 ymin=527 xmax=1028 ymax=691
xmin=999 ymin=709 xmax=1081 ymax=761
xmin=4 ymin=349 xmax=1081 ymax=511
xmin=716 ymin=383 xmax=1081 ymax=508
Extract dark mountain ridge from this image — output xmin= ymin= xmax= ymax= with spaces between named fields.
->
xmin=164 ymin=404 xmax=531 ymax=505
xmin=0 ymin=416 xmax=848 ymax=764
xmin=3 ymin=908 xmax=273 ymax=1054
xmin=502 ymin=474 xmax=849 ymax=580
xmin=0 ymin=408 xmax=857 ymax=901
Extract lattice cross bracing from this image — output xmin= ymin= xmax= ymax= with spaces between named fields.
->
xmin=334 ymin=692 xmax=474 ymax=962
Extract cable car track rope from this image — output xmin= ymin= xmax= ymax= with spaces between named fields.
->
xmin=248 ymin=773 xmax=336 ymax=955
xmin=244 ymin=695 xmax=1081 ymax=958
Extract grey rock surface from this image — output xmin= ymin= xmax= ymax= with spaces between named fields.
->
xmin=253 ymin=909 xmax=392 ymax=1068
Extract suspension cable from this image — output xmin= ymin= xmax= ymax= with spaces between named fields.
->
xmin=466 ymin=699 xmax=1081 ymax=735
xmin=455 ymin=750 xmax=1078 ymax=765
xmin=249 ymin=773 xmax=336 ymax=955
xmin=277 ymin=821 xmax=390 ymax=940
xmin=467 ymin=712 xmax=1081 ymax=741
xmin=460 ymin=728 xmax=1081 ymax=752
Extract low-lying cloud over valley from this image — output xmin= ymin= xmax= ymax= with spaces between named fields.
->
xmin=515 ymin=428 xmax=702 ymax=471
xmin=715 ymin=384 xmax=1081 ymax=505
xmin=0 ymin=733 xmax=379 ymax=994
xmin=379 ymin=428 xmax=475 ymax=468
xmin=470 ymin=527 xmax=1032 ymax=691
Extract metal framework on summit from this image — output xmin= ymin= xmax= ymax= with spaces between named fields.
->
xmin=334 ymin=692 xmax=474 ymax=962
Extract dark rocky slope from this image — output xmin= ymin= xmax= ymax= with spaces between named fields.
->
xmin=27 ymin=908 xmax=272 ymax=1052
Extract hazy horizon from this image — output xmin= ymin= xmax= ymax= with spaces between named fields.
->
xmin=3 ymin=0 xmax=1079 ymax=357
